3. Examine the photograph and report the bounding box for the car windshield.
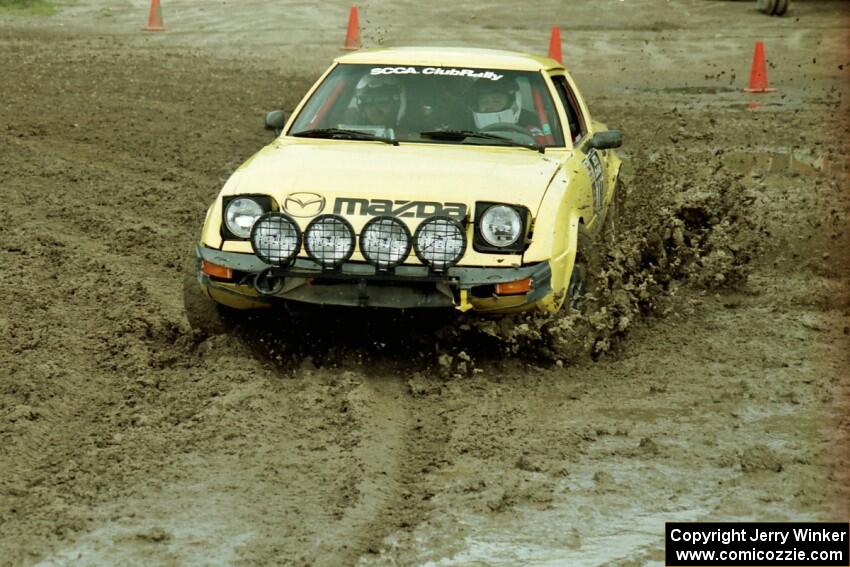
[289,64,565,148]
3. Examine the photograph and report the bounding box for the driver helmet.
[355,75,407,125]
[470,78,522,129]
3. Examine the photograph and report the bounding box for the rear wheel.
[601,181,624,250]
[757,0,777,14]
[772,0,789,15]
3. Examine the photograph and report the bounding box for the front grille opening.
[470,284,496,298]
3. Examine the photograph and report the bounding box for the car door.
[548,72,610,233]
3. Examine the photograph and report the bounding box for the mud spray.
[434,147,762,369]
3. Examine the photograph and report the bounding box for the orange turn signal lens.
[202,260,233,280]
[495,277,532,296]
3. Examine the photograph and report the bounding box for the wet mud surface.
[1,1,849,565]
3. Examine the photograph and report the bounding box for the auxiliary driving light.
[359,216,412,270]
[250,213,301,266]
[413,216,467,271]
[304,215,355,268]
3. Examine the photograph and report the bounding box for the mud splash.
[440,148,764,364]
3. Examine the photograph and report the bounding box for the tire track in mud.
[306,371,449,565]
[0,33,451,564]
[234,313,455,564]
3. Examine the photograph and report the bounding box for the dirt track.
[1,1,848,565]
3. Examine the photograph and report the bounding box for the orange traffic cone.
[142,0,166,32]
[548,26,562,63]
[744,41,776,93]
[342,5,361,51]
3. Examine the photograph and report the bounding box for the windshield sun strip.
[287,63,566,147]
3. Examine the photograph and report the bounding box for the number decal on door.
[582,149,605,213]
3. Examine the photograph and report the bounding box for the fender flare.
[549,208,586,295]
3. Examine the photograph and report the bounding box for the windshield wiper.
[292,128,398,146]
[419,129,543,153]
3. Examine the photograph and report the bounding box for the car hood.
[224,140,563,228]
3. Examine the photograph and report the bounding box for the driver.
[469,78,538,131]
[354,75,407,128]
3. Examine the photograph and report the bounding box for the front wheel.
[183,256,238,336]
[567,257,588,311]
[567,228,603,313]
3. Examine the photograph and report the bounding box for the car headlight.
[360,216,412,270]
[250,213,301,266]
[304,215,355,268]
[225,197,265,239]
[479,205,522,247]
[413,216,467,271]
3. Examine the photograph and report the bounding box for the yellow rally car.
[186,47,622,328]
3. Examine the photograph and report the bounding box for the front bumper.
[195,245,552,312]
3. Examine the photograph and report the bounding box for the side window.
[551,76,585,144]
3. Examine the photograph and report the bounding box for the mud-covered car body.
[192,47,622,314]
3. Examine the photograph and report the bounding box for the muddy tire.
[567,258,588,312]
[183,257,237,336]
[772,0,789,16]
[567,181,623,313]
[567,228,602,313]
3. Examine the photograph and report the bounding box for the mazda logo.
[283,192,326,217]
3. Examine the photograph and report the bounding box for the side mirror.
[264,110,286,136]
[585,129,623,151]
